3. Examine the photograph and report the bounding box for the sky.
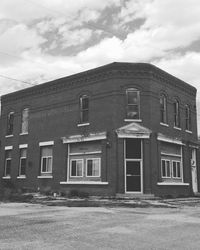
[0,0,200,135]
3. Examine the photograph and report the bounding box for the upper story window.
[19,148,27,176]
[173,99,180,128]
[6,112,14,135]
[80,95,89,124]
[185,105,191,131]
[160,94,167,124]
[21,108,29,134]
[126,89,140,120]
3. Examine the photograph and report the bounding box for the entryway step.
[116,193,158,200]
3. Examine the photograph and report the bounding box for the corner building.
[0,62,199,197]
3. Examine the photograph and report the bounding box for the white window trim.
[86,158,101,178]
[172,160,182,179]
[20,132,28,136]
[124,119,142,122]
[161,159,171,178]
[77,123,90,127]
[17,176,26,179]
[60,181,108,185]
[39,141,54,146]
[174,126,181,131]
[41,156,53,174]
[70,159,84,178]
[5,146,13,150]
[19,144,28,149]
[157,182,189,186]
[5,134,14,138]
[185,130,192,134]
[2,176,11,179]
[19,157,27,176]
[69,151,101,156]
[37,175,53,179]
[160,122,169,127]
[161,152,181,157]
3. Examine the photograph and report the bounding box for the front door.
[126,160,141,192]
[125,139,143,193]
[191,149,198,193]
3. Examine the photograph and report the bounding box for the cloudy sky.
[0,0,200,134]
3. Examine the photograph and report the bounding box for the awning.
[116,122,151,139]
[62,131,107,144]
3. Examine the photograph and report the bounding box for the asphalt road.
[0,202,200,250]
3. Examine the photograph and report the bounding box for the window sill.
[17,176,26,179]
[124,119,142,122]
[160,123,169,127]
[5,135,13,138]
[20,132,28,136]
[77,123,90,127]
[37,175,53,179]
[185,130,192,134]
[60,181,109,185]
[157,182,189,186]
[174,127,181,131]
[2,176,11,179]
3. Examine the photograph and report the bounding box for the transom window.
[160,94,167,124]
[19,148,27,176]
[7,112,14,135]
[41,146,53,174]
[126,89,140,120]
[174,99,180,128]
[21,108,29,134]
[70,159,83,177]
[4,150,12,177]
[80,95,89,123]
[86,158,101,177]
[185,105,191,131]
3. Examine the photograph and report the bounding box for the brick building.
[0,62,199,197]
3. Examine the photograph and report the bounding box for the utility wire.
[0,74,37,87]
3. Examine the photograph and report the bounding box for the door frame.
[191,148,198,193]
[124,139,143,194]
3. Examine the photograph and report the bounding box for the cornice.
[1,62,196,104]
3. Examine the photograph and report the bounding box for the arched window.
[126,88,140,120]
[6,111,14,135]
[80,95,89,123]
[185,105,191,131]
[174,99,180,128]
[21,108,29,134]
[160,94,167,124]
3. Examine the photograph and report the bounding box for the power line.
[0,74,37,87]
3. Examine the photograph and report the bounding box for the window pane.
[21,148,27,158]
[177,162,181,178]
[166,161,170,177]
[82,97,89,109]
[71,161,77,176]
[162,160,166,177]
[81,110,89,123]
[173,162,176,177]
[93,159,100,176]
[127,91,138,105]
[76,161,83,176]
[42,158,47,172]
[47,158,52,172]
[20,158,26,175]
[21,108,29,133]
[127,105,139,119]
[5,150,11,158]
[7,112,14,135]
[5,159,11,176]
[87,160,93,176]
